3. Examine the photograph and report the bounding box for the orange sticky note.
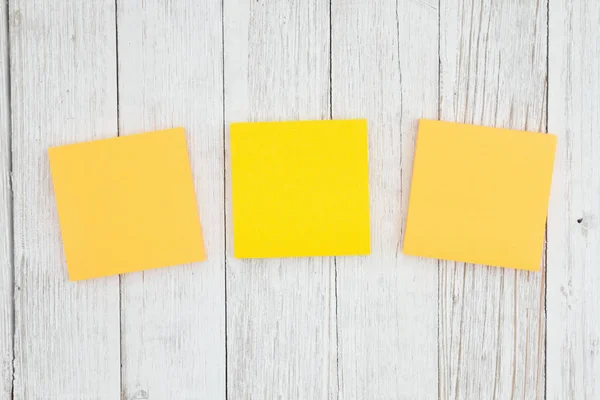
[230,120,370,258]
[49,128,206,281]
[403,120,556,271]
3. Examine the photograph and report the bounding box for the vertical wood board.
[224,1,337,398]
[117,0,226,398]
[438,1,547,398]
[547,0,600,398]
[0,1,12,397]
[331,0,439,398]
[10,1,120,398]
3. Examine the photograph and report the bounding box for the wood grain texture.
[9,1,120,398]
[3,0,600,397]
[224,1,336,398]
[0,2,12,398]
[116,1,225,399]
[331,1,439,399]
[547,0,600,398]
[438,1,547,398]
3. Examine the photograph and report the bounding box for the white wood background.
[0,0,597,399]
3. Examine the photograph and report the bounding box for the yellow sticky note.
[230,120,370,258]
[403,120,556,271]
[49,128,206,281]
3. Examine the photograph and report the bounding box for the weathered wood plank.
[331,0,439,398]
[117,0,226,398]
[547,0,600,398]
[438,1,547,398]
[224,1,336,398]
[10,1,120,398]
[0,2,12,398]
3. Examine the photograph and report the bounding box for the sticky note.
[49,128,206,281]
[230,120,370,258]
[403,120,557,271]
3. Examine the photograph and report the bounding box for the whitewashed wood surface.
[0,0,597,399]
[438,2,547,399]
[117,1,225,399]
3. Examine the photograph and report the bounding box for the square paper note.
[49,128,206,280]
[230,119,370,258]
[403,120,557,271]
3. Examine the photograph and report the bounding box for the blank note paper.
[49,128,206,281]
[230,119,371,258]
[403,120,557,271]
